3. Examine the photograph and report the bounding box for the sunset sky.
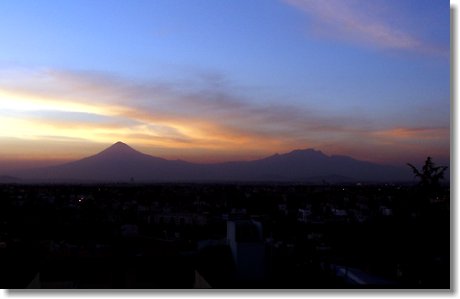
[0,0,450,171]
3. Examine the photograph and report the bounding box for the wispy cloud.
[282,0,446,54]
[0,68,449,163]
[372,127,449,140]
[318,126,449,165]
[0,68,354,141]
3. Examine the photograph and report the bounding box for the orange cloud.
[373,127,449,140]
[317,126,450,165]
[0,68,450,164]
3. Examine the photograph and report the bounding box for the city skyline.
[0,0,450,170]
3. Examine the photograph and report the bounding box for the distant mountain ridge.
[0,175,21,183]
[9,142,412,183]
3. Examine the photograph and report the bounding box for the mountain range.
[5,141,413,183]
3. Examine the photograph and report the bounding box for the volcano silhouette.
[96,141,146,158]
[14,142,411,183]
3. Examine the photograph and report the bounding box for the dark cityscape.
[0,180,450,289]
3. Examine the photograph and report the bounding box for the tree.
[407,157,448,188]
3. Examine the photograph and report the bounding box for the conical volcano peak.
[113,141,129,148]
[98,141,142,157]
[109,141,132,149]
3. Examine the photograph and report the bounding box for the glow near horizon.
[0,0,450,167]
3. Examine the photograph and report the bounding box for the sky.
[0,0,450,171]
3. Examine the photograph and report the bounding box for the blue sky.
[0,0,450,167]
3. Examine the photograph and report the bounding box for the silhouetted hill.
[12,142,412,183]
[16,142,197,182]
[0,175,21,183]
[201,148,409,182]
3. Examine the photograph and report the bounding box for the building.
[227,220,265,283]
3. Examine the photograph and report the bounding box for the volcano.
[12,142,411,183]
